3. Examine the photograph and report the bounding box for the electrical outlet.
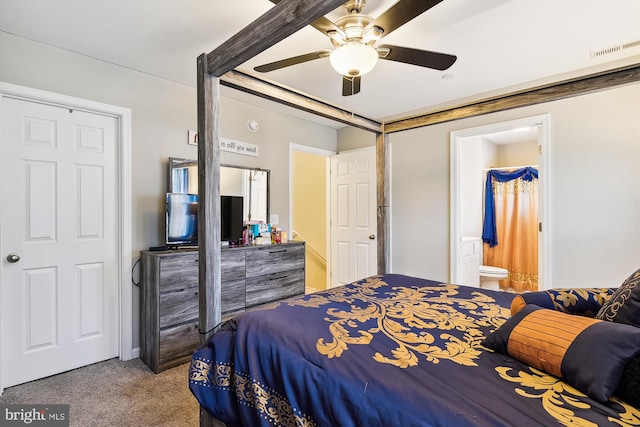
[270,214,279,225]
[188,130,198,146]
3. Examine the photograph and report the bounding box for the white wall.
[496,140,538,166]
[337,125,376,151]
[0,32,338,349]
[389,83,640,288]
[460,136,483,237]
[482,138,498,167]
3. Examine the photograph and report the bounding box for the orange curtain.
[483,175,538,292]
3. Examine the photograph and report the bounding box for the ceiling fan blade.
[370,0,443,38]
[342,76,361,96]
[378,44,456,70]
[254,50,331,73]
[267,0,342,36]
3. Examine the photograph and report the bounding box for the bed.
[189,273,640,426]
[189,3,640,424]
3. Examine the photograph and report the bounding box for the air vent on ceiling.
[590,40,640,59]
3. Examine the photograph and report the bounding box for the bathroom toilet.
[479,265,509,290]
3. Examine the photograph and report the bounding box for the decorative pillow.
[615,356,640,407]
[511,288,614,317]
[483,304,640,402]
[596,268,640,327]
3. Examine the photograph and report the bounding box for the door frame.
[289,143,335,290]
[0,82,133,392]
[449,114,551,290]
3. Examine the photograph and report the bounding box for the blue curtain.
[482,166,538,247]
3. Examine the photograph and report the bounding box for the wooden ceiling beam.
[221,70,382,132]
[384,63,640,134]
[205,0,346,77]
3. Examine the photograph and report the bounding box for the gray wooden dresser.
[140,241,305,373]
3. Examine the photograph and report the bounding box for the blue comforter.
[189,274,639,426]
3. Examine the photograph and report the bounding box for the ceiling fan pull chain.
[350,78,355,119]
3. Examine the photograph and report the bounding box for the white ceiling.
[1,0,639,129]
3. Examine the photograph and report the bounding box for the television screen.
[221,195,244,243]
[166,193,198,245]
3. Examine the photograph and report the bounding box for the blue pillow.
[616,356,640,407]
[511,288,613,317]
[596,268,640,327]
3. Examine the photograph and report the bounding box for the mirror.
[168,157,270,223]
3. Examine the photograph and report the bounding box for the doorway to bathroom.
[450,114,551,291]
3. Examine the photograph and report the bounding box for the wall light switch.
[270,214,279,225]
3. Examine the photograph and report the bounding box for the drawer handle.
[270,272,290,280]
[269,249,287,254]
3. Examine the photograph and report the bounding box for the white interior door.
[1,96,119,388]
[248,169,268,223]
[330,147,377,288]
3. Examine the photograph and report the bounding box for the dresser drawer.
[246,268,305,307]
[158,321,200,367]
[222,250,246,281]
[222,278,245,316]
[159,287,199,329]
[159,252,199,292]
[245,244,305,278]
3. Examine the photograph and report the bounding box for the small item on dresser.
[241,226,251,246]
[258,223,271,238]
[271,227,277,244]
[250,223,260,239]
[280,231,287,243]
[255,236,270,245]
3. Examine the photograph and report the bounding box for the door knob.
[369,235,375,240]
[6,253,20,263]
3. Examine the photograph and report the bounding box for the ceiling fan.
[253,0,457,96]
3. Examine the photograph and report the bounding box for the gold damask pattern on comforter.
[190,274,639,427]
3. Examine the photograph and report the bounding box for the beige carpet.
[0,358,199,426]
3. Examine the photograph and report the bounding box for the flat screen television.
[166,193,198,246]
[221,195,244,243]
[165,193,244,246]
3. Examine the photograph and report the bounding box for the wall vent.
[590,40,640,59]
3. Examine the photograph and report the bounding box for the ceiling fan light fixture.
[329,42,378,77]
